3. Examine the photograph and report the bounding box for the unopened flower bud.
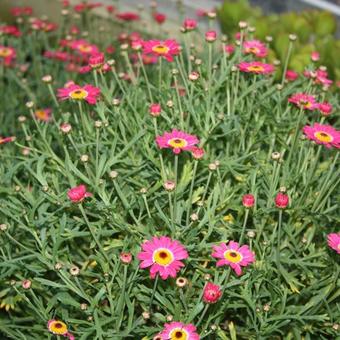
[81,154,89,163]
[163,180,176,191]
[176,277,188,288]
[70,265,80,276]
[22,279,32,289]
[109,170,118,179]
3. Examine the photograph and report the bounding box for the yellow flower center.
[248,65,264,72]
[0,48,12,57]
[49,321,68,335]
[35,110,49,121]
[314,131,333,143]
[69,89,88,100]
[78,44,93,53]
[152,44,170,55]
[224,250,242,263]
[168,138,187,148]
[170,328,188,340]
[247,47,259,54]
[300,100,312,108]
[153,248,174,266]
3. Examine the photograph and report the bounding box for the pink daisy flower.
[137,236,188,280]
[243,40,268,58]
[70,39,99,56]
[0,45,16,66]
[238,61,274,74]
[143,39,180,62]
[212,241,255,276]
[288,93,318,110]
[35,108,52,122]
[57,83,100,105]
[302,123,340,149]
[159,322,200,340]
[156,130,199,154]
[327,233,340,254]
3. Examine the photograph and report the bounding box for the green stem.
[196,304,210,328]
[149,274,159,311]
[239,209,250,244]
[79,205,111,265]
[281,41,294,85]
[173,155,179,226]
[186,160,198,225]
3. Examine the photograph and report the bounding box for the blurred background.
[1,0,340,78]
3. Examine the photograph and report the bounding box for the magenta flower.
[288,93,317,110]
[0,45,16,66]
[275,192,289,209]
[191,146,204,160]
[0,136,16,144]
[243,40,268,58]
[137,236,188,280]
[285,70,298,82]
[303,123,340,149]
[70,39,99,55]
[159,322,200,340]
[212,241,255,276]
[317,102,332,116]
[89,52,104,68]
[183,18,197,31]
[143,39,180,62]
[156,129,199,154]
[203,282,222,304]
[67,185,92,203]
[149,103,161,117]
[205,30,217,42]
[242,194,255,208]
[238,61,274,74]
[327,233,340,254]
[58,83,101,105]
